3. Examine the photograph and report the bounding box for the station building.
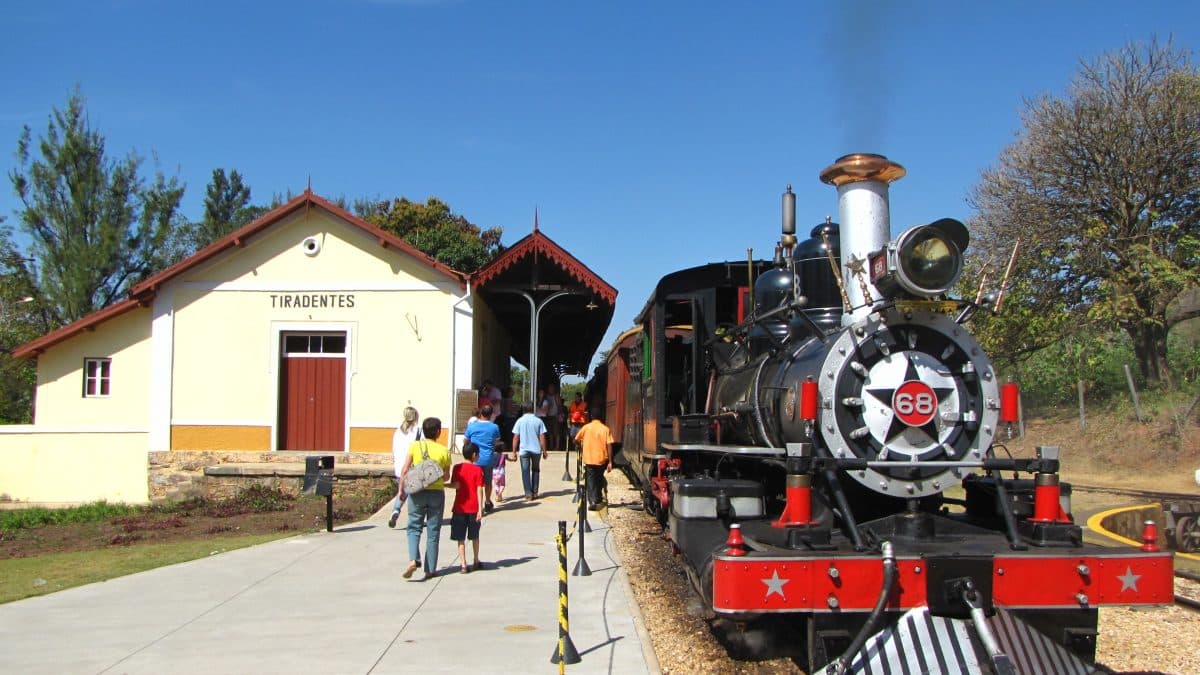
[0,191,615,505]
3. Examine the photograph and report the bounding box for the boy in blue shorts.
[449,441,486,573]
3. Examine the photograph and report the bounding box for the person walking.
[464,404,501,513]
[449,441,486,573]
[398,417,452,580]
[567,393,588,453]
[389,407,422,528]
[511,402,548,500]
[575,409,615,510]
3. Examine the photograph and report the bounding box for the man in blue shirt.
[464,405,501,512]
[511,403,548,500]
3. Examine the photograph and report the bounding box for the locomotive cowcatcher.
[598,154,1174,674]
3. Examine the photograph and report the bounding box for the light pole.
[0,296,34,352]
[0,296,34,317]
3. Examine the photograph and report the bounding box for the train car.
[597,154,1174,674]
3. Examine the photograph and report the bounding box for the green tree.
[195,168,253,245]
[0,221,45,423]
[9,91,184,325]
[357,196,503,272]
[970,39,1200,388]
[165,168,256,263]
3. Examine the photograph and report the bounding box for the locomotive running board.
[819,606,1095,675]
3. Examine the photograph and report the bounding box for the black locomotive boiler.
[597,154,1174,674]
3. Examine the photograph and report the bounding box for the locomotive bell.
[869,218,969,299]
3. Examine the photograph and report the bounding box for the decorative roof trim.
[471,230,617,305]
[10,298,144,359]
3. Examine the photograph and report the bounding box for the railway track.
[1177,570,1200,612]
[1073,482,1200,613]
[1071,482,1198,502]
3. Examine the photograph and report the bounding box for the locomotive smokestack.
[819,153,905,323]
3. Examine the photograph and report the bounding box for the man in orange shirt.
[574,409,614,510]
[567,393,588,453]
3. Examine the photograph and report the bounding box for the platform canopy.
[473,221,616,390]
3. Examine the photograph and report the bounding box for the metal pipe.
[533,290,572,395]
[991,474,1028,550]
[832,541,897,674]
[518,291,537,404]
[993,238,1021,313]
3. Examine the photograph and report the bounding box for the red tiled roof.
[10,190,468,359]
[472,229,617,305]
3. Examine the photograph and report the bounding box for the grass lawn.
[0,532,295,604]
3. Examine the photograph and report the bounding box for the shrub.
[0,501,139,531]
[234,484,294,512]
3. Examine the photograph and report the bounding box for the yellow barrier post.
[550,520,581,666]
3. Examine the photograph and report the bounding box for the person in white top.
[389,407,422,528]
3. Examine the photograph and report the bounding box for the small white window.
[84,358,111,397]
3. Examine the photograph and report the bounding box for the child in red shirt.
[449,441,486,572]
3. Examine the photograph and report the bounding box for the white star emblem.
[1117,566,1141,593]
[762,570,789,599]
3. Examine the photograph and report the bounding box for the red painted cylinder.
[800,379,819,421]
[725,523,746,556]
[774,474,814,527]
[1000,382,1020,423]
[1031,476,1061,523]
[1141,520,1160,552]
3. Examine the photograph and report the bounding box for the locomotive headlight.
[869,218,968,299]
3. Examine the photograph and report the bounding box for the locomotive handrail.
[662,442,786,456]
[658,446,1055,475]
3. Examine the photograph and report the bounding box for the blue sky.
[2,1,1197,366]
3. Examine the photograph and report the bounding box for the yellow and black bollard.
[551,520,582,666]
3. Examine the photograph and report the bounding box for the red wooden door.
[279,357,346,451]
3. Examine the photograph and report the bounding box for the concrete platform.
[0,455,659,674]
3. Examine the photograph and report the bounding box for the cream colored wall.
[0,430,149,505]
[194,209,450,287]
[472,297,511,390]
[170,208,459,445]
[32,309,151,428]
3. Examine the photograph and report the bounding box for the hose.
[829,541,897,674]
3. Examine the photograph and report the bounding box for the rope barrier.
[550,520,582,667]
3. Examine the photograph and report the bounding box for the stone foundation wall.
[201,472,395,501]
[148,450,394,503]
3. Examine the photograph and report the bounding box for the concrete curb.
[602,519,664,675]
[1087,501,1200,562]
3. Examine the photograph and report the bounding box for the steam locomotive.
[598,154,1174,674]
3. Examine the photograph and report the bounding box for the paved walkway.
[0,456,659,675]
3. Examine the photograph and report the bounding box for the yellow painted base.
[171,426,271,451]
[350,427,396,453]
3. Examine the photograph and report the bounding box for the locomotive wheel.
[1177,516,1198,553]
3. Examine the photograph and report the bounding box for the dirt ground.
[997,412,1199,492]
[0,485,392,559]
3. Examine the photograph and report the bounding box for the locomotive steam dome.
[793,221,841,331]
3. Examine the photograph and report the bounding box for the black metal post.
[325,494,333,532]
[571,448,581,504]
[562,434,573,481]
[573,494,592,576]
